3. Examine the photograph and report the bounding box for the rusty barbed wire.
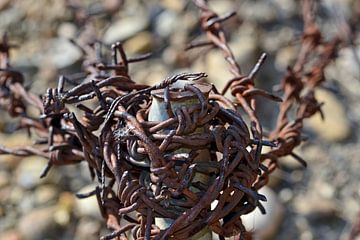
[0,0,346,239]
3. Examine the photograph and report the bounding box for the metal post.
[148,79,213,240]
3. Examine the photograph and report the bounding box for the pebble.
[160,0,185,12]
[0,229,21,240]
[55,191,76,225]
[45,38,83,69]
[242,186,284,239]
[75,184,102,219]
[0,171,10,188]
[34,184,58,206]
[133,61,167,86]
[0,0,11,10]
[267,168,282,189]
[325,46,360,98]
[0,133,33,169]
[239,1,277,22]
[307,89,351,142]
[124,31,153,54]
[0,7,24,30]
[57,22,77,39]
[208,0,234,15]
[15,156,51,189]
[155,10,178,38]
[75,218,102,239]
[103,15,149,44]
[262,27,295,53]
[193,50,233,92]
[275,45,298,70]
[18,206,58,240]
[272,0,297,18]
[294,193,337,218]
[280,154,306,170]
[279,188,294,203]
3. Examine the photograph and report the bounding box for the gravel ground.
[0,0,359,239]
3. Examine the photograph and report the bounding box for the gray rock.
[294,190,337,218]
[103,15,149,44]
[57,22,77,39]
[0,171,10,189]
[242,186,285,239]
[123,31,153,54]
[45,38,83,69]
[272,0,297,18]
[0,229,21,240]
[155,10,178,38]
[275,45,298,70]
[239,1,277,22]
[160,0,186,12]
[306,89,351,142]
[0,0,11,11]
[75,184,102,219]
[0,7,24,30]
[75,218,102,239]
[279,188,294,203]
[325,46,360,97]
[15,156,51,189]
[34,184,58,206]
[18,206,58,240]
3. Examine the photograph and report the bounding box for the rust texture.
[0,0,343,239]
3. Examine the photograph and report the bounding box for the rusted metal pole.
[149,79,213,240]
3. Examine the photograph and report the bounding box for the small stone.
[0,171,10,188]
[155,10,178,38]
[57,22,77,39]
[267,168,282,189]
[9,186,25,204]
[57,191,76,213]
[300,230,314,240]
[75,184,102,219]
[307,89,351,142]
[45,38,82,69]
[0,229,21,240]
[51,191,75,225]
[239,1,277,22]
[0,0,11,11]
[160,0,185,12]
[124,31,153,54]
[242,186,284,239]
[18,206,58,240]
[75,218,102,239]
[194,50,233,92]
[262,27,296,53]
[54,208,71,226]
[317,182,335,199]
[133,61,168,86]
[325,46,360,97]
[280,154,306,170]
[295,194,337,218]
[0,8,24,30]
[272,0,297,17]
[275,45,298,70]
[290,170,305,183]
[34,184,58,206]
[279,188,294,203]
[208,0,234,15]
[103,15,149,44]
[0,132,33,169]
[15,156,51,189]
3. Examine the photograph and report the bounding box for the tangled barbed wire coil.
[0,0,344,239]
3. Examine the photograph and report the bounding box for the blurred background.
[0,0,359,239]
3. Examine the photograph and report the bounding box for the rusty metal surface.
[0,0,344,239]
